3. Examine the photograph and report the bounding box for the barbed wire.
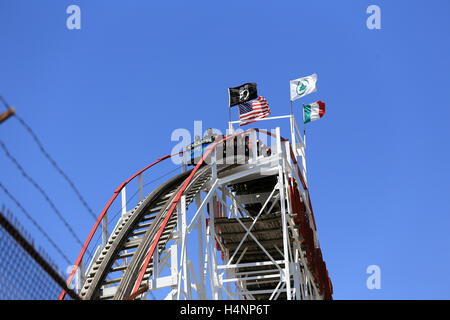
[1,95,184,284]
[0,182,71,265]
[0,139,87,252]
[0,96,10,110]
[0,95,97,221]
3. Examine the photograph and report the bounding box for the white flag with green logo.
[290,74,317,101]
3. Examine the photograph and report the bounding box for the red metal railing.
[58,152,181,300]
[59,128,306,300]
[130,129,287,297]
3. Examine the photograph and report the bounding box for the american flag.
[238,96,270,126]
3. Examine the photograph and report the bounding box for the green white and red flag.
[303,101,325,124]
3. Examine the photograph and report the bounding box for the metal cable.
[0,95,97,221]
[0,96,10,110]
[0,181,72,265]
[0,139,87,252]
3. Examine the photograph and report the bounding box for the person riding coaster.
[185,128,271,166]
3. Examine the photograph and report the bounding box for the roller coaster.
[59,118,333,300]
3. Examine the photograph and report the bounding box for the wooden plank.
[0,107,15,124]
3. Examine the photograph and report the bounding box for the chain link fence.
[0,208,78,300]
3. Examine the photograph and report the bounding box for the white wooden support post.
[275,127,282,156]
[279,178,292,300]
[305,273,310,300]
[228,120,234,135]
[121,187,127,217]
[209,197,219,300]
[138,173,143,202]
[285,141,293,178]
[170,244,178,300]
[224,251,232,298]
[102,211,108,247]
[231,194,238,219]
[205,222,215,298]
[290,115,297,157]
[251,130,258,161]
[181,151,187,173]
[276,127,292,300]
[213,197,224,300]
[211,147,217,180]
[301,124,308,185]
[302,150,308,185]
[221,188,227,217]
[76,260,85,293]
[152,244,159,288]
[176,200,183,299]
[293,250,302,300]
[195,193,207,299]
[221,189,233,298]
[285,144,301,299]
[179,195,190,299]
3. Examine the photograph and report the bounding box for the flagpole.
[302,103,308,186]
[228,88,234,134]
[302,104,306,148]
[228,106,232,132]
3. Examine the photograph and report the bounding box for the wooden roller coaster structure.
[59,118,332,300]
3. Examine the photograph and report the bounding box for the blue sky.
[1,0,450,299]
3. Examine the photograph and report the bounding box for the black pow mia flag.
[228,83,258,107]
